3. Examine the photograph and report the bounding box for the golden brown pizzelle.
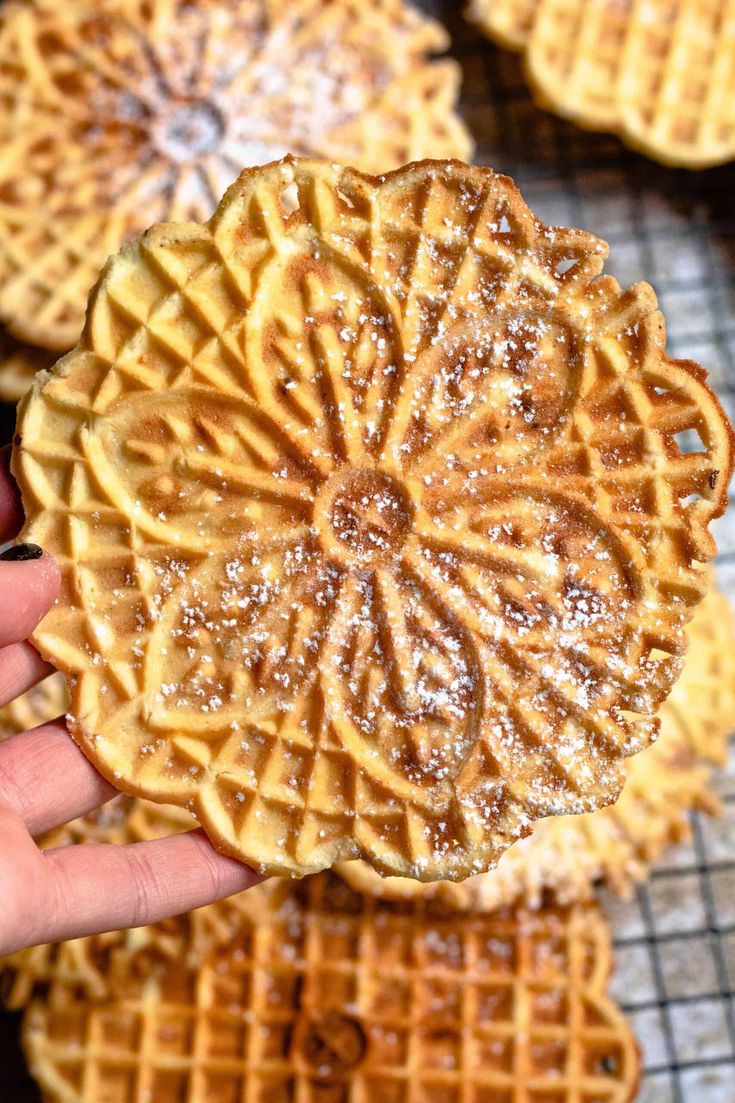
[4,587,731,1007]
[339,585,735,907]
[0,0,471,352]
[22,873,641,1103]
[468,0,735,169]
[14,157,734,882]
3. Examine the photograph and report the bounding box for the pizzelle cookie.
[662,586,735,766]
[0,0,470,352]
[339,585,735,908]
[14,157,734,882]
[614,0,735,167]
[524,0,629,133]
[470,0,735,169]
[22,874,640,1103]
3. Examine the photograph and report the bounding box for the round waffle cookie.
[339,585,735,907]
[470,0,735,169]
[0,330,56,405]
[0,0,471,352]
[14,157,734,882]
[22,873,641,1103]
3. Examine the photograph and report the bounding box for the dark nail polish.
[0,543,43,561]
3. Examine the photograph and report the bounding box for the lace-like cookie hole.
[554,257,579,277]
[680,491,705,507]
[674,426,707,455]
[279,182,300,215]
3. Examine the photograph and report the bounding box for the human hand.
[0,445,261,957]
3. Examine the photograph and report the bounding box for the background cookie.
[22,874,641,1103]
[0,0,471,351]
[469,0,735,169]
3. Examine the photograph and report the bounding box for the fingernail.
[0,543,43,561]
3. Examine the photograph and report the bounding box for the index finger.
[0,444,23,542]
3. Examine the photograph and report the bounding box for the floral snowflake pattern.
[17,159,733,879]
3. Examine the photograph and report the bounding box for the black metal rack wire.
[0,4,734,1100]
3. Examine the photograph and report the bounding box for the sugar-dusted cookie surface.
[15,158,733,880]
[340,585,735,907]
[0,0,470,351]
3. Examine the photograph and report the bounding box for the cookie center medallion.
[315,467,414,567]
[157,100,224,162]
[300,1011,367,1071]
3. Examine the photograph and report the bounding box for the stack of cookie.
[2,4,735,1102]
[0,0,471,405]
[467,0,735,168]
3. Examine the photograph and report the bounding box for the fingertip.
[0,551,60,645]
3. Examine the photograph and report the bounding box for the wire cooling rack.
[1,4,734,1101]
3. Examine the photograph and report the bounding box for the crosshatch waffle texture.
[0,0,471,352]
[468,0,735,169]
[22,873,641,1103]
[433,10,735,1093]
[4,584,731,1023]
[14,156,734,882]
[338,584,735,907]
